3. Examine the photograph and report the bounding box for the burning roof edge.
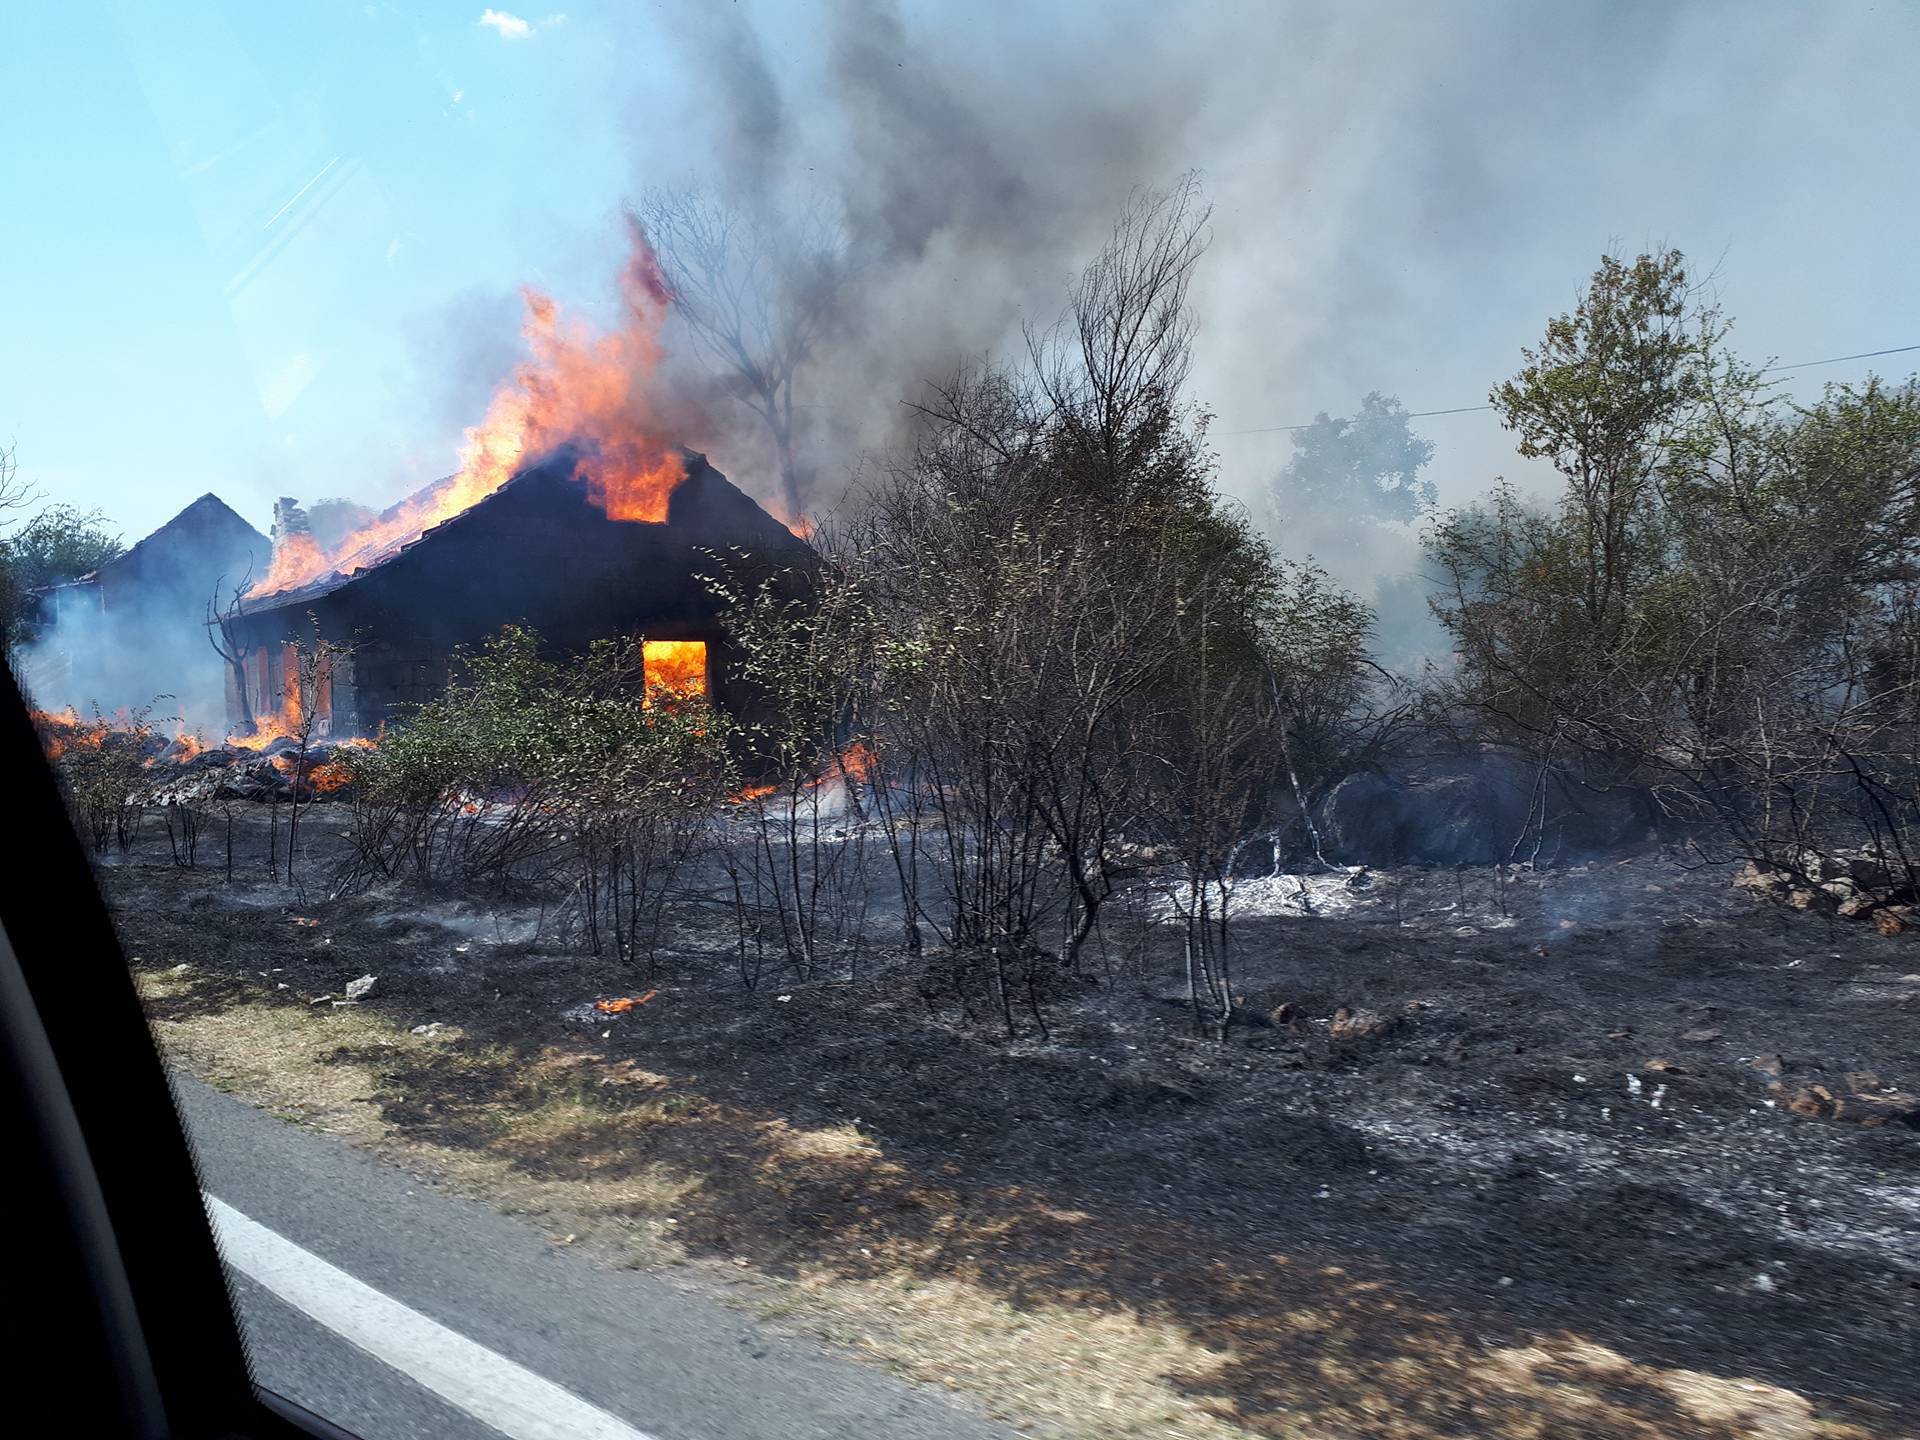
[230,447,789,618]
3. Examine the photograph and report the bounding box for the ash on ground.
[99,813,1920,1436]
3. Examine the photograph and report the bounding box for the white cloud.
[479,10,530,39]
[478,9,565,40]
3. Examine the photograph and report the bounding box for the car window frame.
[0,664,351,1439]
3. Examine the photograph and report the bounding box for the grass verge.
[135,964,1879,1440]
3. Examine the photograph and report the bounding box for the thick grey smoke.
[627,0,1230,503]
[602,0,1916,608]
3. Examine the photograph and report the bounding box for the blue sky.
[4,2,1918,548]
[1,1,656,537]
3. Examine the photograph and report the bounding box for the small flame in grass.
[833,741,873,787]
[249,222,684,600]
[31,707,103,763]
[32,701,374,771]
[34,709,210,767]
[595,990,658,1015]
[729,741,874,806]
[307,760,355,793]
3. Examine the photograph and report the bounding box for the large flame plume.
[249,224,685,600]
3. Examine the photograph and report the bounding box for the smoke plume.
[599,0,1914,602]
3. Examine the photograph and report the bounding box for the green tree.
[1429,245,1920,886]
[1265,393,1438,669]
[1427,249,1717,762]
[757,179,1387,1034]
[5,503,124,591]
[1488,249,1709,639]
[1,498,124,653]
[1267,391,1436,537]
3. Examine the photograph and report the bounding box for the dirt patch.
[99,820,1919,1439]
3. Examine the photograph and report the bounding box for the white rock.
[344,974,377,1002]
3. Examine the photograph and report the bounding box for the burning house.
[23,493,269,729]
[217,447,815,738]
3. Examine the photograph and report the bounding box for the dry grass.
[139,974,697,1259]
[1472,1338,1867,1440]
[142,974,411,1145]
[775,1269,1246,1440]
[136,969,1881,1440]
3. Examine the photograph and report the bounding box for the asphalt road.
[173,1075,1015,1440]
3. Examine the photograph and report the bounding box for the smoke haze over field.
[4,0,1916,603]
[600,0,1920,587]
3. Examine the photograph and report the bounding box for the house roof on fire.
[234,447,812,618]
[44,492,269,595]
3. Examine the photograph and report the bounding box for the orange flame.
[763,501,813,542]
[307,758,357,793]
[252,533,329,597]
[249,224,684,600]
[30,707,85,762]
[170,731,206,762]
[228,678,301,750]
[728,741,873,806]
[33,709,215,768]
[595,990,657,1015]
[642,639,709,705]
[833,741,873,787]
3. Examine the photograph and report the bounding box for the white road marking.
[204,1194,659,1440]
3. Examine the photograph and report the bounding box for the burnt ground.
[92,811,1920,1439]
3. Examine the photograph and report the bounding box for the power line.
[1226,342,1920,436]
[1762,343,1920,374]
